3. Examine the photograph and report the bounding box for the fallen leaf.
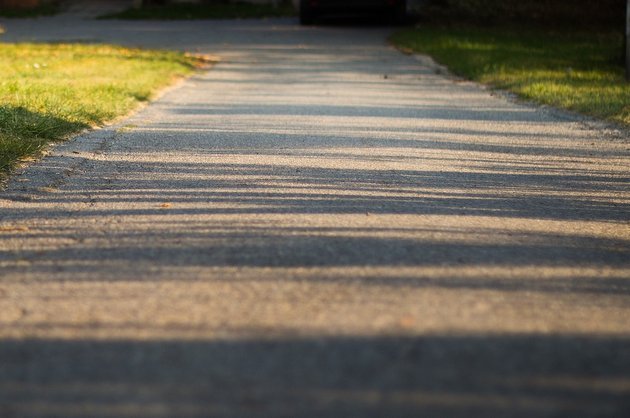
[0,225,30,232]
[399,315,415,329]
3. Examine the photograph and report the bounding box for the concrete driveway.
[0,16,629,417]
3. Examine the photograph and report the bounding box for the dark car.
[299,0,407,24]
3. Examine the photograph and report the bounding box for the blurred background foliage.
[414,0,625,30]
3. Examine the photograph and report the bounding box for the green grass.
[100,1,295,20]
[390,26,629,125]
[0,43,202,177]
[0,2,60,18]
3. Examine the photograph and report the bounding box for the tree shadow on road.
[1,333,629,417]
[0,18,629,418]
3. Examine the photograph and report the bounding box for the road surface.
[0,16,629,417]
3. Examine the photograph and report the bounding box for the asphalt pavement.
[0,15,629,418]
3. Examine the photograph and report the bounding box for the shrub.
[416,0,625,29]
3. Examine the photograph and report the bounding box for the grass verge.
[100,1,295,20]
[390,26,629,125]
[0,43,204,178]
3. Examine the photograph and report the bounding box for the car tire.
[299,0,315,25]
[391,1,407,24]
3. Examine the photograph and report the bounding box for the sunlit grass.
[0,43,201,177]
[390,27,629,125]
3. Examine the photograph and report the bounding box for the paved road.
[1,16,629,418]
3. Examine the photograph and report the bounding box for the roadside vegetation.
[392,0,628,125]
[414,0,623,29]
[0,43,203,178]
[0,2,59,18]
[100,1,295,20]
[390,27,629,125]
